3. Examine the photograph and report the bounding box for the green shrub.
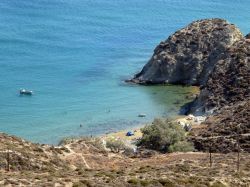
[137,118,193,153]
[175,163,190,172]
[90,138,104,149]
[168,141,194,153]
[158,178,175,187]
[106,138,126,153]
[79,180,93,187]
[127,178,139,185]
[210,181,227,187]
[58,137,75,146]
[140,180,151,186]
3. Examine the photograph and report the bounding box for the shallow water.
[0,0,249,144]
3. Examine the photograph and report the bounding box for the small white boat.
[20,89,33,95]
[138,113,146,117]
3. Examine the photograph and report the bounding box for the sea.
[0,0,249,144]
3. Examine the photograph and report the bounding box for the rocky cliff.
[129,18,249,115]
[190,36,250,114]
[128,18,250,153]
[129,18,243,86]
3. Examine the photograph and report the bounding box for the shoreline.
[92,86,201,147]
[1,85,200,145]
[0,86,201,146]
[99,114,206,149]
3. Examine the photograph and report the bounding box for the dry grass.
[0,133,250,186]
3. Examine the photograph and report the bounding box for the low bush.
[158,178,175,187]
[168,141,194,153]
[127,178,139,185]
[210,181,227,187]
[137,118,194,153]
[58,137,75,146]
[106,138,126,153]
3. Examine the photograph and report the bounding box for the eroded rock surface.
[189,36,250,114]
[129,18,243,86]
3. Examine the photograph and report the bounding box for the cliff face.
[190,36,250,114]
[188,36,250,152]
[129,18,243,86]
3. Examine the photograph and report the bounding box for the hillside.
[0,133,250,186]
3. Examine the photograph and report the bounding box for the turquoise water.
[0,0,249,144]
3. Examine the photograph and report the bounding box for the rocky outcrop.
[128,18,249,115]
[128,18,250,153]
[128,18,243,86]
[187,35,250,152]
[189,36,250,114]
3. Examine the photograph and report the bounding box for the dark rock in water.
[245,33,250,39]
[128,18,243,86]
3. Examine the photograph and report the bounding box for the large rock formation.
[129,18,249,115]
[190,36,250,114]
[188,35,250,152]
[128,18,250,153]
[129,18,243,86]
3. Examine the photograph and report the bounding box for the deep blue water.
[0,0,249,144]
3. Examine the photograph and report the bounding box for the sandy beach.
[100,114,206,149]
